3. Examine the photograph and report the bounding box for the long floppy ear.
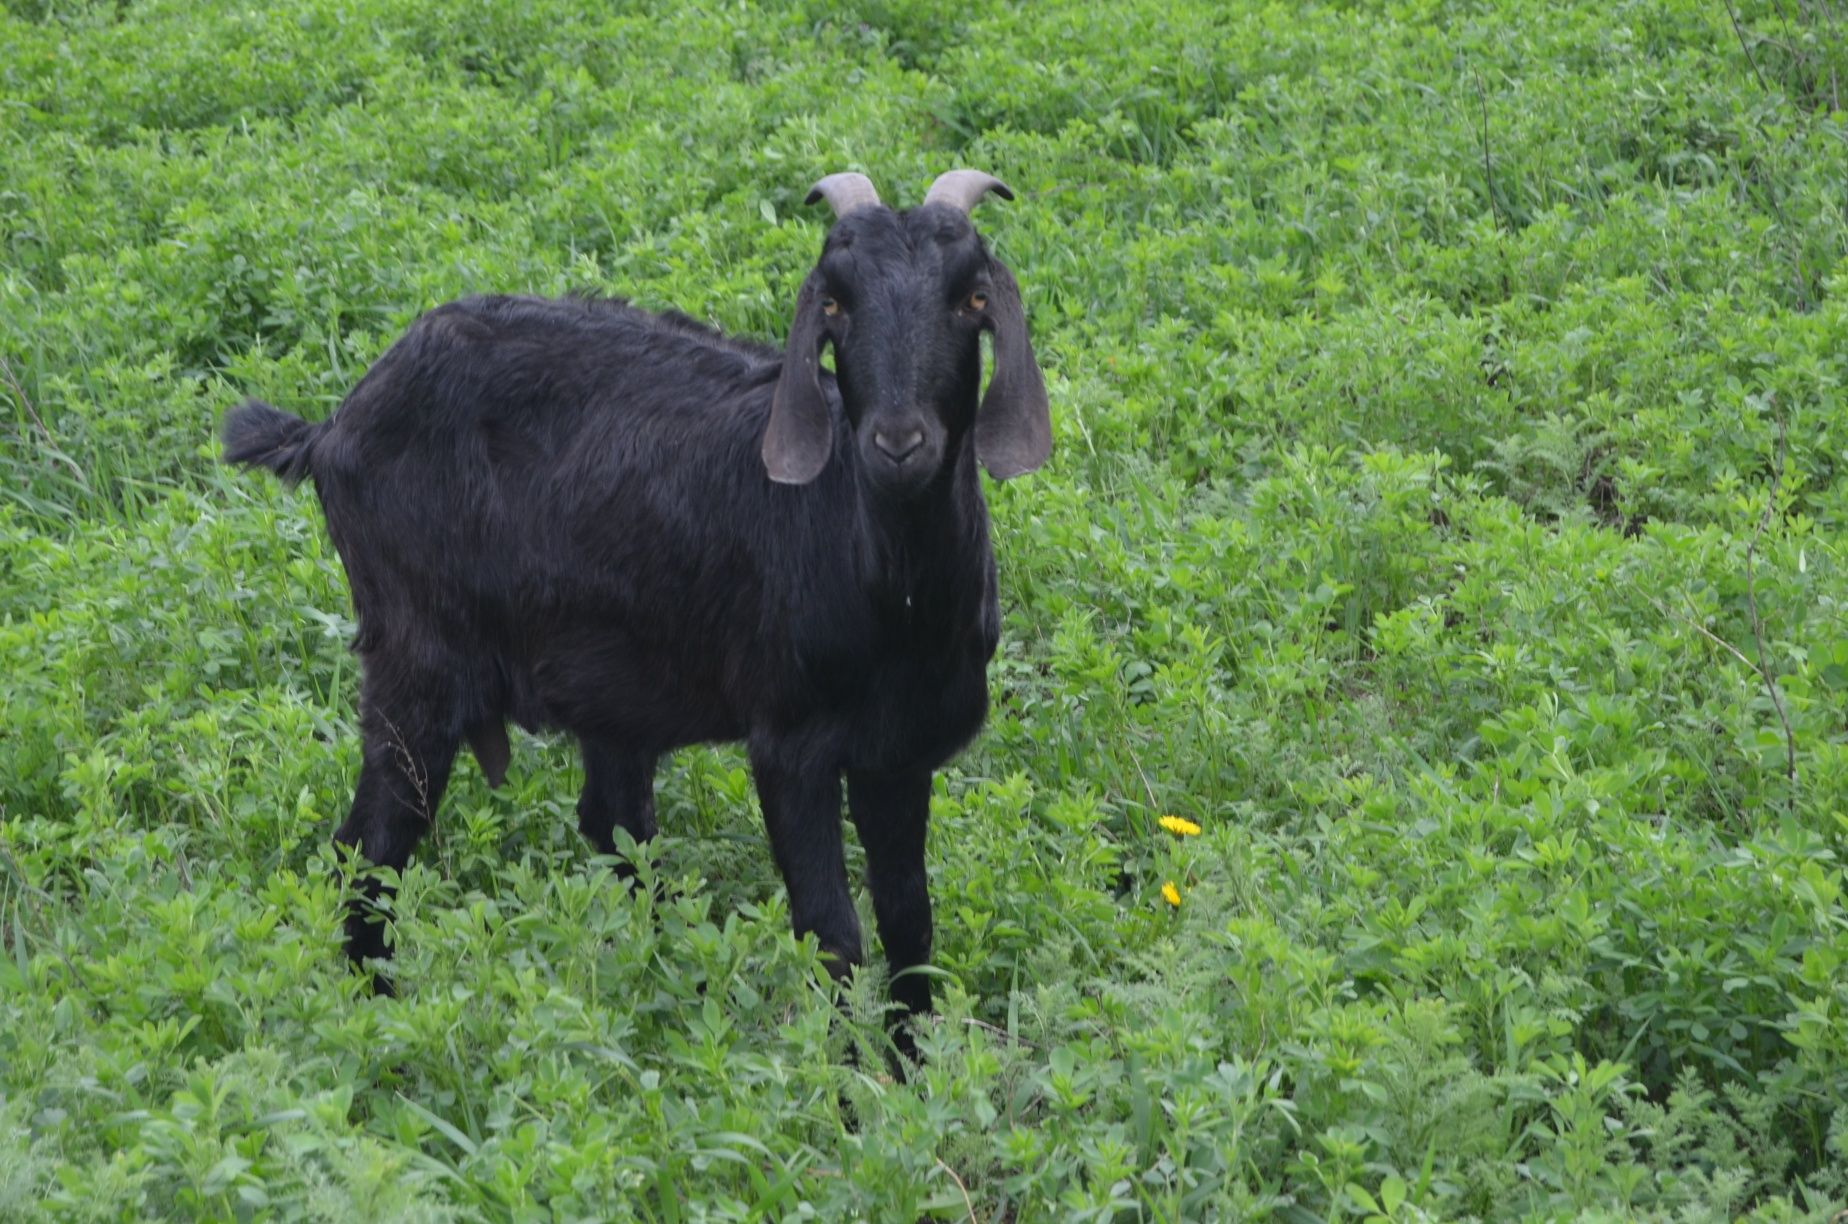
[974,258,1051,480]
[763,274,833,485]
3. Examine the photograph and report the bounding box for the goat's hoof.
[888,1022,923,1080]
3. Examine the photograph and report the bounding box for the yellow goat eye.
[967,291,988,310]
[821,296,840,317]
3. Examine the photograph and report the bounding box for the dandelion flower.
[1161,880,1182,908]
[1158,815,1201,837]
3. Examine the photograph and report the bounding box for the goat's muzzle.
[873,425,925,463]
[859,415,943,498]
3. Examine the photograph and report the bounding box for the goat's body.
[228,289,1002,975]
[276,295,996,778]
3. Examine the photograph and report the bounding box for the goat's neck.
[855,449,990,623]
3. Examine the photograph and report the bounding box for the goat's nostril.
[873,428,925,461]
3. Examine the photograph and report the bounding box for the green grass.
[3,0,1848,1218]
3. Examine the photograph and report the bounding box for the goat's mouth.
[858,432,945,499]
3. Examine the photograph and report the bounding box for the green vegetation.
[3,0,1847,1217]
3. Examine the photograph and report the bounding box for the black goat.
[222,170,1049,1043]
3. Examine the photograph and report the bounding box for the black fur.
[222,198,1049,1048]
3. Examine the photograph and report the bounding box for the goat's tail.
[221,399,321,486]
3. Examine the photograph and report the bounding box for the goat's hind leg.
[333,669,462,992]
[577,739,658,869]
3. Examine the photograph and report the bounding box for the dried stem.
[0,838,85,983]
[1723,0,1777,94]
[1645,584,1796,817]
[963,1016,1039,1048]
[1721,0,1819,309]
[1744,416,1797,802]
[379,713,432,818]
[1655,592,1761,675]
[1471,65,1509,235]
[0,353,48,442]
[935,1157,980,1224]
[0,352,86,484]
[1124,741,1160,815]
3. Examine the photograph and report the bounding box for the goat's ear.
[975,259,1051,480]
[764,274,834,485]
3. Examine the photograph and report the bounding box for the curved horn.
[804,172,882,219]
[922,169,1015,214]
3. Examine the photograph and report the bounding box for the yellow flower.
[1161,880,1182,908]
[1158,815,1201,837]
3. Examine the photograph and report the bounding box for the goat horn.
[922,169,1015,214]
[804,172,883,219]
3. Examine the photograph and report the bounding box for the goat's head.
[763,170,1050,499]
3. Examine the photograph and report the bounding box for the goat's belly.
[524,646,742,750]
[548,692,741,750]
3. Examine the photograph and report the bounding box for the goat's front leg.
[847,769,934,1048]
[749,747,861,982]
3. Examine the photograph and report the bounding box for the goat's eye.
[966,291,988,311]
[821,296,840,317]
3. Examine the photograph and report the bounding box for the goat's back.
[306,295,797,686]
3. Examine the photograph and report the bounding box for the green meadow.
[3,0,1847,1218]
